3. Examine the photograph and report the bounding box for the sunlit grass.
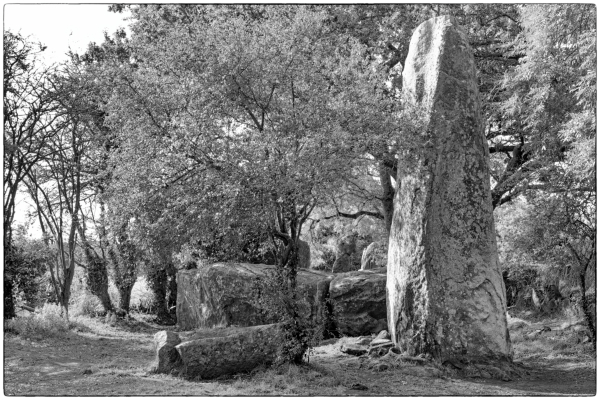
[207,363,347,396]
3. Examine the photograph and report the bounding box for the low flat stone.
[352,336,373,346]
[368,341,394,356]
[370,338,393,347]
[176,323,283,379]
[340,343,368,356]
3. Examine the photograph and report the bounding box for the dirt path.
[3,316,596,396]
[309,342,596,396]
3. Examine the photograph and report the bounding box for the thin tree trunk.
[62,303,70,322]
[166,263,177,316]
[83,247,114,314]
[117,284,134,314]
[4,243,17,320]
[110,245,137,315]
[148,264,171,323]
[275,215,306,364]
[378,160,395,236]
[4,278,16,320]
[579,268,596,347]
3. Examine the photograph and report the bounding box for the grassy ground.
[3,307,596,396]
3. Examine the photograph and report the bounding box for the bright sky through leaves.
[5,4,130,234]
[4,4,131,66]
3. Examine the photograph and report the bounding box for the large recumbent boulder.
[177,263,332,330]
[177,262,388,337]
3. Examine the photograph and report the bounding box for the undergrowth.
[4,303,88,339]
[508,312,595,361]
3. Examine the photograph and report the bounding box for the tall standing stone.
[387,16,511,363]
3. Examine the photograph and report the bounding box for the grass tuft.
[5,303,69,339]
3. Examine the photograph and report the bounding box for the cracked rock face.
[177,263,331,330]
[387,16,511,362]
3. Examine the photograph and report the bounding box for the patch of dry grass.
[4,303,94,340]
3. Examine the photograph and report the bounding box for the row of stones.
[176,263,388,337]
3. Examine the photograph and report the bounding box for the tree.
[490,4,596,207]
[101,4,398,360]
[508,139,595,344]
[3,31,59,318]
[23,108,84,321]
[45,29,139,316]
[305,5,522,234]
[5,225,52,312]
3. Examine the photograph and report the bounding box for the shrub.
[70,292,104,317]
[5,303,69,339]
[310,245,336,271]
[251,267,327,365]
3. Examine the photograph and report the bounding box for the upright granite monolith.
[387,16,512,363]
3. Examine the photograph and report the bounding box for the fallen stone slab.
[368,341,394,356]
[349,336,374,346]
[371,338,393,347]
[176,323,283,379]
[340,343,368,356]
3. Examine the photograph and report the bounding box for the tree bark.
[82,247,114,314]
[109,248,137,315]
[148,264,171,322]
[166,263,177,315]
[4,277,16,320]
[378,160,395,236]
[579,267,596,348]
[116,281,134,314]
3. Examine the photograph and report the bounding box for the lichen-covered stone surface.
[330,269,387,336]
[361,241,388,270]
[332,233,372,273]
[151,330,181,374]
[387,16,511,362]
[177,263,332,330]
[332,233,358,273]
[175,323,282,379]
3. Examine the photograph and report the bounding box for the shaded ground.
[3,313,596,396]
